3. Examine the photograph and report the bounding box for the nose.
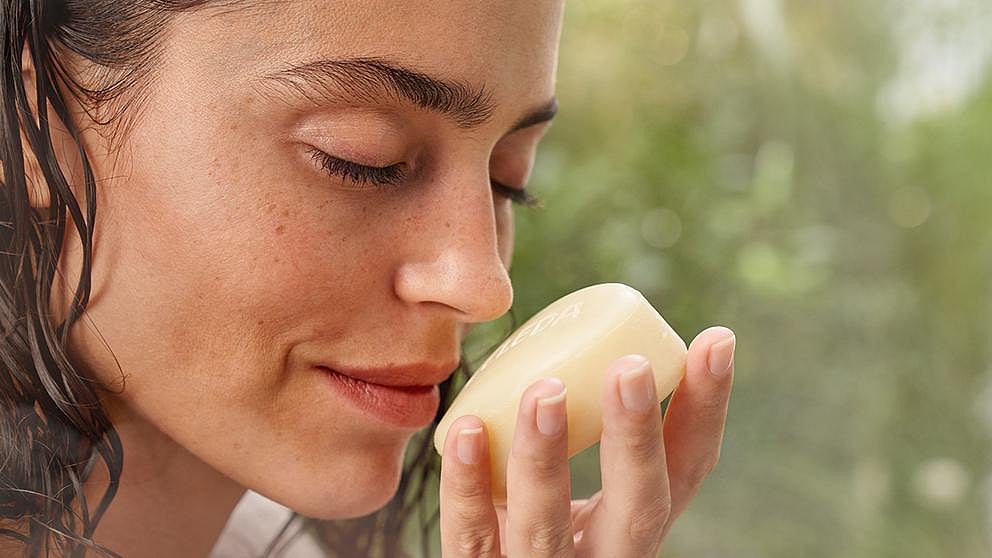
[394,174,514,324]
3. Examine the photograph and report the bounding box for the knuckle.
[454,528,501,558]
[526,520,573,555]
[623,429,663,462]
[530,453,565,481]
[449,499,493,528]
[512,446,565,482]
[684,456,718,490]
[628,496,671,547]
[448,476,489,503]
[700,391,729,419]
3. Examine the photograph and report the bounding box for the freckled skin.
[31,0,562,555]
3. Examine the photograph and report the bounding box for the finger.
[570,492,600,536]
[495,501,595,557]
[662,326,735,526]
[496,501,594,556]
[581,354,671,558]
[440,415,502,558]
[570,497,592,519]
[505,377,575,557]
[495,505,507,554]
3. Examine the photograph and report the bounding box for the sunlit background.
[456,0,992,556]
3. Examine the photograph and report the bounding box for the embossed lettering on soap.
[474,301,585,376]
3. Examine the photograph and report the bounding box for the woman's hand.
[439,326,735,557]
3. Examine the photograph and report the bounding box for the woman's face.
[54,0,563,519]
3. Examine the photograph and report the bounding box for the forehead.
[181,0,563,104]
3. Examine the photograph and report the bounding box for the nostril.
[394,247,513,323]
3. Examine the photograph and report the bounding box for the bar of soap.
[433,283,687,504]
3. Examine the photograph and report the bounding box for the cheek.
[63,125,387,403]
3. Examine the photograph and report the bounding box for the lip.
[319,366,443,428]
[322,361,461,387]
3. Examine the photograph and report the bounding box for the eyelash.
[306,148,543,208]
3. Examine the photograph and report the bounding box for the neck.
[83,400,246,558]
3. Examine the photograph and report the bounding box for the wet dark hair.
[0,1,514,556]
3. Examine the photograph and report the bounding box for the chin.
[279,444,408,520]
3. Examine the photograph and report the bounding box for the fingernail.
[619,357,657,413]
[708,333,736,377]
[457,426,483,465]
[535,378,566,437]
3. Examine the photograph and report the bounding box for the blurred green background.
[454,0,992,556]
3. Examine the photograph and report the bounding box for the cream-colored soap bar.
[433,283,687,504]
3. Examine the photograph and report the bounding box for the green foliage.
[462,0,992,556]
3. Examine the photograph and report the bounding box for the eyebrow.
[254,57,557,133]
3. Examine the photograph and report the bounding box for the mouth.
[317,361,461,388]
[317,366,444,428]
[316,366,438,392]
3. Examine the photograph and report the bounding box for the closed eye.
[306,148,543,208]
[307,148,406,186]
